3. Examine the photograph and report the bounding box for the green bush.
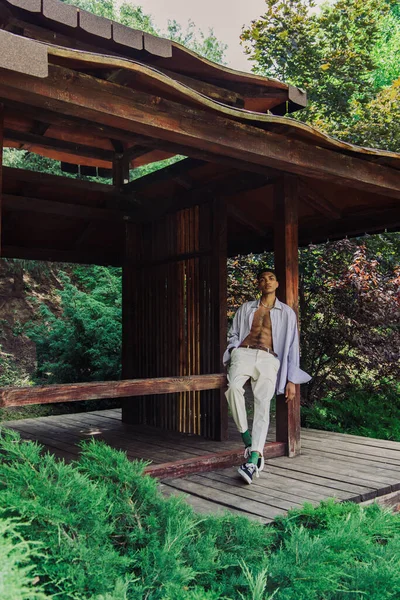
[0,518,47,599]
[25,269,122,383]
[1,429,400,599]
[302,381,400,440]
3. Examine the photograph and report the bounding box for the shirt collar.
[255,297,282,310]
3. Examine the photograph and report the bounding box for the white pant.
[225,347,280,454]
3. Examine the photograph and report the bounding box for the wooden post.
[121,221,141,424]
[273,174,301,457]
[0,104,3,256]
[212,197,228,440]
[112,153,130,188]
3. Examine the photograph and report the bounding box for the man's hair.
[256,269,278,281]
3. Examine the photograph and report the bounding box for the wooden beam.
[299,178,341,219]
[145,442,286,479]
[2,193,136,222]
[0,104,3,257]
[273,175,301,458]
[123,158,205,194]
[227,204,268,237]
[4,103,281,177]
[107,65,245,107]
[112,152,129,188]
[1,65,400,198]
[4,128,114,162]
[2,245,122,266]
[136,170,276,222]
[299,207,400,244]
[0,374,227,408]
[2,165,126,198]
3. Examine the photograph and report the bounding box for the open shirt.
[223,298,311,395]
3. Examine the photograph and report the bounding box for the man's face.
[257,271,279,294]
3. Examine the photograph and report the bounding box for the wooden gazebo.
[0,0,399,461]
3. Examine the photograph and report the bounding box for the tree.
[241,0,395,140]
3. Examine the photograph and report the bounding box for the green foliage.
[1,432,400,599]
[268,500,400,599]
[0,518,48,599]
[302,382,400,439]
[241,0,400,148]
[0,346,32,387]
[25,268,122,383]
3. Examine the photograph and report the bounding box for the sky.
[131,0,327,72]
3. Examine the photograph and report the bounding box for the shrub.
[1,430,400,599]
[0,517,48,600]
[302,381,400,440]
[25,269,122,383]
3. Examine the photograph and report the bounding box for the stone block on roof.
[0,29,48,77]
[79,9,112,39]
[112,22,143,50]
[143,32,172,58]
[5,0,41,12]
[43,0,78,28]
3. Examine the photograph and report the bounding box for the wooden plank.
[160,483,270,522]
[145,442,285,479]
[2,193,133,222]
[0,374,227,407]
[186,473,304,511]
[302,439,400,468]
[162,477,287,520]
[198,467,342,503]
[4,128,114,162]
[303,428,400,451]
[195,471,313,507]
[251,470,352,501]
[155,67,245,107]
[267,457,393,499]
[273,174,300,457]
[265,463,374,500]
[302,432,400,461]
[2,244,122,267]
[49,411,208,458]
[297,449,400,484]
[2,65,400,198]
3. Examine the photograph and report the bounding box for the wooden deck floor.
[2,408,400,523]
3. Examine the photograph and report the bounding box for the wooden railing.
[0,374,227,408]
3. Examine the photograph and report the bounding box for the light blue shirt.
[223,298,311,395]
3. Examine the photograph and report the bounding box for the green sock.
[249,452,260,465]
[241,430,252,448]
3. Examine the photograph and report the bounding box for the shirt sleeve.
[287,314,312,385]
[223,306,242,365]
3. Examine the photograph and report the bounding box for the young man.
[223,270,311,484]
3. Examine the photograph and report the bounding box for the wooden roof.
[0,0,399,265]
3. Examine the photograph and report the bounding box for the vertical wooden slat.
[273,174,301,457]
[121,222,141,424]
[0,104,3,257]
[211,197,228,441]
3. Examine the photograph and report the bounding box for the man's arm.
[223,306,243,365]
[285,312,311,402]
